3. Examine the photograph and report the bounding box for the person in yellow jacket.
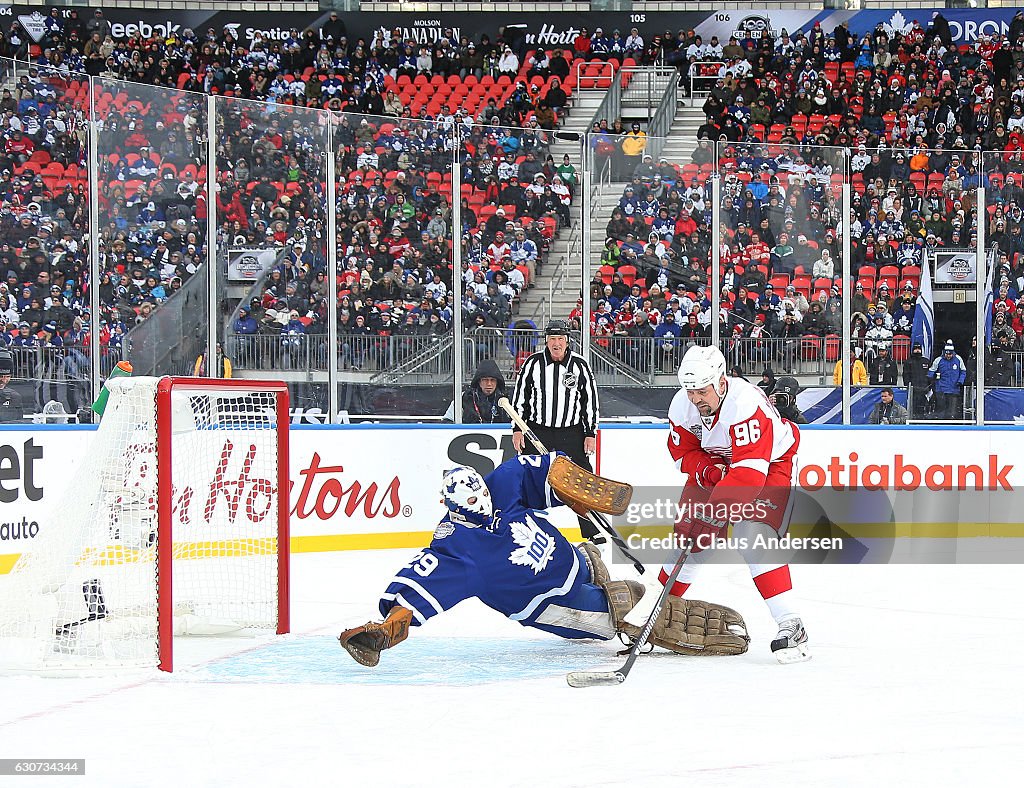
[194,342,233,378]
[619,121,647,179]
[833,345,867,386]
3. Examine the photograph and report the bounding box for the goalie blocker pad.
[548,455,633,516]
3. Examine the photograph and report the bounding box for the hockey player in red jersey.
[664,345,810,663]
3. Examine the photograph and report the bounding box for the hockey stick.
[496,397,645,575]
[566,541,692,688]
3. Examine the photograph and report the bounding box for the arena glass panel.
[858,146,980,424]
[94,78,210,382]
[0,59,94,421]
[332,113,455,421]
[981,149,1021,423]
[458,117,579,417]
[585,131,707,417]
[799,144,845,423]
[217,95,331,416]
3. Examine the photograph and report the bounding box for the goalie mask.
[441,466,493,526]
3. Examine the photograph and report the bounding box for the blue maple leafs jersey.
[379,453,594,631]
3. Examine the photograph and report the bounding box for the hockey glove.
[339,606,412,668]
[691,456,727,490]
[675,512,727,553]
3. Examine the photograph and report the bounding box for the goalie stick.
[566,541,692,688]
[496,397,645,575]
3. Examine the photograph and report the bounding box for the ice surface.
[1,550,1021,787]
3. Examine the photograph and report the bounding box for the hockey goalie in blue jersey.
[339,453,750,667]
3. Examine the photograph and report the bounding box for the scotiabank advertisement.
[1,425,1022,571]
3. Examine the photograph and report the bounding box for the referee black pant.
[522,422,600,541]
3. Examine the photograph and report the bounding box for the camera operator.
[769,375,807,424]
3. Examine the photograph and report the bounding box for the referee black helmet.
[545,319,571,337]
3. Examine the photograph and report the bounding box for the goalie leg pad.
[339,606,413,667]
[622,598,750,656]
[578,542,611,586]
[602,580,646,628]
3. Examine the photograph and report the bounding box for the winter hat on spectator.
[944,340,955,353]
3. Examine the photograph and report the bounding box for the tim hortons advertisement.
[1,424,1023,572]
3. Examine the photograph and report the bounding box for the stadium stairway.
[514,89,604,326]
[657,102,706,174]
[587,99,705,278]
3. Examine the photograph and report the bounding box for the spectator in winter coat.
[869,345,899,386]
[928,339,966,420]
[903,342,932,419]
[868,387,909,425]
[461,357,510,424]
[834,346,868,386]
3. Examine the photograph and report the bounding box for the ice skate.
[771,617,810,664]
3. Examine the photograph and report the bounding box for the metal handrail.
[644,69,680,164]
[689,61,726,103]
[587,63,622,130]
[371,333,455,384]
[618,66,678,116]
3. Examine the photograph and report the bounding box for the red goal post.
[0,375,290,675]
[156,377,291,672]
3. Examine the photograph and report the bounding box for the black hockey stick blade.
[566,670,625,688]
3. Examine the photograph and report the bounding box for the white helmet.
[441,466,493,526]
[678,345,727,390]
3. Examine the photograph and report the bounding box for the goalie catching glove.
[581,543,749,656]
[339,606,413,667]
[547,454,633,516]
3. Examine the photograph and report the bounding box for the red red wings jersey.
[667,376,799,495]
[745,242,771,265]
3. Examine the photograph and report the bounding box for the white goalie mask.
[441,466,493,526]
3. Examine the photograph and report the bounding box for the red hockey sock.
[753,565,793,599]
[658,567,690,597]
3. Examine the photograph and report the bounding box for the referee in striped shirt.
[511,320,601,537]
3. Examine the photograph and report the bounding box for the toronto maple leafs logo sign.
[882,12,913,38]
[508,514,556,574]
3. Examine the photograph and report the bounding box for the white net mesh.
[0,377,285,673]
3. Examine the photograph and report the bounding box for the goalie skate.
[770,617,810,664]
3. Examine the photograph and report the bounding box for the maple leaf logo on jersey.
[508,514,556,574]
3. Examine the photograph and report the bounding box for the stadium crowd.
[590,11,1024,399]
[0,9,596,404]
[4,8,1024,417]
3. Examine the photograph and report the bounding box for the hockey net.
[0,376,290,673]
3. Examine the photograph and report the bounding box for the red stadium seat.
[824,334,841,363]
